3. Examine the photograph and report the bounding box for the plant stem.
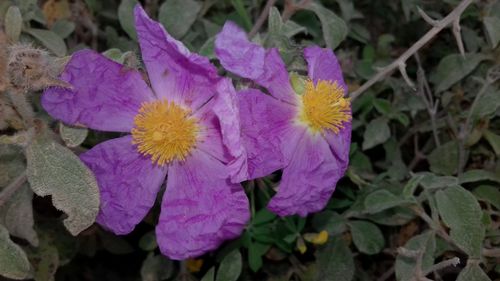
[248,0,277,38]
[350,0,476,100]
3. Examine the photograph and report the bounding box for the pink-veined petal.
[215,22,296,104]
[268,132,346,217]
[80,136,167,234]
[134,5,220,110]
[303,46,347,92]
[156,149,249,260]
[42,50,155,132]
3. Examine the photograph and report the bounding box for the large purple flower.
[215,22,352,217]
[42,6,249,260]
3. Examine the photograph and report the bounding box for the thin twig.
[0,171,27,207]
[423,257,460,276]
[248,0,278,38]
[282,0,313,22]
[415,53,441,147]
[350,0,475,100]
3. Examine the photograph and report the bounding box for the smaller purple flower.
[215,22,352,217]
[42,6,250,260]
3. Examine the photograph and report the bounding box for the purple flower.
[42,6,250,260]
[215,22,352,217]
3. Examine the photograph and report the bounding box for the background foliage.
[0,0,499,280]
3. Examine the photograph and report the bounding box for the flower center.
[131,100,199,165]
[297,79,351,134]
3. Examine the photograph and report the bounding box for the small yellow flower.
[186,258,203,273]
[303,230,329,245]
[296,237,307,254]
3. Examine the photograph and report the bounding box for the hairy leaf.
[159,0,201,39]
[0,225,32,279]
[25,133,99,235]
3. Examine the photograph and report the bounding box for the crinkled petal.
[238,89,296,180]
[211,79,248,182]
[156,149,249,260]
[268,132,345,217]
[323,122,351,171]
[134,5,220,110]
[215,22,295,104]
[42,49,155,132]
[80,136,167,235]
[303,46,347,92]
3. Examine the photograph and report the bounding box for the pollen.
[297,79,351,134]
[131,100,199,166]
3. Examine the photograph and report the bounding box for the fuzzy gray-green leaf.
[436,186,485,257]
[25,134,99,236]
[216,250,242,281]
[0,225,32,279]
[159,0,202,39]
[306,2,347,49]
[24,28,67,57]
[5,5,23,42]
[59,123,88,148]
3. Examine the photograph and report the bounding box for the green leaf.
[140,253,174,281]
[427,141,459,175]
[25,133,99,235]
[402,174,424,198]
[0,184,38,246]
[99,231,134,255]
[314,237,354,281]
[472,87,500,120]
[312,211,347,235]
[418,172,458,189]
[248,242,270,272]
[395,232,435,281]
[364,189,409,213]
[159,0,202,39]
[229,0,252,31]
[0,224,32,279]
[349,220,384,255]
[201,267,215,281]
[436,186,485,257]
[139,231,157,251]
[473,185,500,210]
[457,262,492,281]
[50,20,75,39]
[199,36,216,59]
[459,169,500,184]
[430,53,487,93]
[4,5,23,42]
[362,117,391,150]
[252,208,277,226]
[59,123,88,148]
[306,2,348,49]
[216,250,242,281]
[118,0,138,40]
[24,28,67,57]
[483,16,500,48]
[26,244,59,281]
[484,130,500,156]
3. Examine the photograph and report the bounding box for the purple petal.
[268,131,346,217]
[215,22,296,104]
[303,46,347,92]
[211,79,248,182]
[238,89,296,180]
[156,149,249,260]
[324,122,351,171]
[42,49,155,132]
[80,136,167,235]
[134,5,220,110]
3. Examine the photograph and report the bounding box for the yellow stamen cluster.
[131,100,198,165]
[298,79,351,134]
